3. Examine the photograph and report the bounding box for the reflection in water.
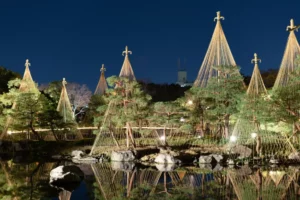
[91,163,300,200]
[0,160,58,199]
[1,159,300,199]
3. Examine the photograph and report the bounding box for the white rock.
[111,162,135,171]
[50,166,70,182]
[71,150,84,159]
[213,164,223,171]
[199,164,212,170]
[111,151,135,162]
[288,152,300,161]
[154,153,181,164]
[227,159,235,165]
[155,163,176,171]
[199,155,212,164]
[211,154,223,163]
[49,165,84,191]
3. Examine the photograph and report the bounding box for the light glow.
[7,130,12,135]
[187,100,193,105]
[229,135,237,142]
[159,136,165,141]
[251,132,257,138]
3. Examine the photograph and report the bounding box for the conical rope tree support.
[119,46,136,81]
[90,101,114,155]
[194,11,237,87]
[57,78,83,140]
[273,19,300,89]
[94,64,108,95]
[0,59,38,139]
[229,53,295,158]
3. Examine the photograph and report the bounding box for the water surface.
[0,159,299,200]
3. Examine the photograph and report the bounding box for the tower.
[176,58,188,86]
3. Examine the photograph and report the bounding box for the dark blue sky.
[0,0,299,91]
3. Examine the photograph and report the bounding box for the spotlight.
[251,132,257,138]
[229,135,237,142]
[160,136,165,141]
[187,100,193,105]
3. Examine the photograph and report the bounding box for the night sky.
[0,0,299,91]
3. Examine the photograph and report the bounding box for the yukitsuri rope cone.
[273,19,300,89]
[246,53,267,97]
[119,46,136,81]
[194,11,237,87]
[57,78,83,140]
[230,54,293,157]
[0,59,38,139]
[227,168,297,200]
[230,54,267,150]
[57,78,74,123]
[94,64,108,95]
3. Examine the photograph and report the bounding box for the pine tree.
[91,76,151,151]
[201,65,244,139]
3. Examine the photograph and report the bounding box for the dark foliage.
[0,67,21,94]
[139,81,191,102]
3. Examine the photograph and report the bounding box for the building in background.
[176,58,193,87]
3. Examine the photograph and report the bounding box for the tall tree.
[194,65,245,139]
[92,76,151,150]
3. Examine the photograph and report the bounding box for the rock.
[71,150,85,159]
[111,162,135,171]
[183,149,198,156]
[230,145,252,159]
[159,148,179,157]
[50,165,84,191]
[213,164,223,171]
[154,153,181,164]
[211,154,223,163]
[72,156,98,164]
[140,154,157,162]
[288,152,300,161]
[155,163,176,171]
[227,159,235,165]
[199,163,212,170]
[111,150,135,162]
[199,155,212,164]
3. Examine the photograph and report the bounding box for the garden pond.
[0,154,300,200]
